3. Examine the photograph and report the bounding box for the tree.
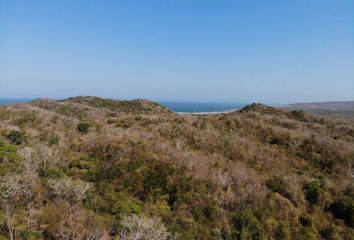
[118,214,174,240]
[329,197,354,227]
[40,202,106,240]
[7,130,25,145]
[48,177,91,203]
[77,122,91,133]
[303,181,324,206]
[0,174,29,240]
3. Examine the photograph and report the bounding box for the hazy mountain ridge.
[0,96,353,239]
[288,101,354,119]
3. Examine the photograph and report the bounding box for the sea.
[0,98,247,113]
[0,98,33,105]
[159,102,246,113]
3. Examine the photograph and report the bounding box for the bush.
[77,122,91,133]
[143,162,176,200]
[0,141,17,161]
[269,134,291,147]
[290,110,305,121]
[7,130,25,145]
[303,181,324,205]
[275,221,291,240]
[329,196,354,227]
[299,214,312,227]
[266,177,292,201]
[117,214,174,240]
[39,130,60,146]
[0,141,19,174]
[20,231,42,240]
[319,226,336,240]
[231,211,266,240]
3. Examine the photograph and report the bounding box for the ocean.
[158,102,246,113]
[0,98,33,105]
[0,98,247,113]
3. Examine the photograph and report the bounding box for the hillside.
[0,97,353,240]
[288,101,354,119]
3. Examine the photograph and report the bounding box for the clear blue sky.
[0,0,353,103]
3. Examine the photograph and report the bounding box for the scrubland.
[0,96,353,240]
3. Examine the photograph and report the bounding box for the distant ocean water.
[158,102,247,113]
[0,98,33,105]
[0,98,247,113]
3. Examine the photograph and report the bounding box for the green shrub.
[299,214,312,227]
[319,226,336,240]
[231,211,266,240]
[7,130,25,145]
[303,181,324,205]
[38,164,66,178]
[266,177,292,201]
[46,167,66,179]
[77,122,91,133]
[290,110,305,121]
[87,183,142,215]
[0,141,20,175]
[317,158,335,173]
[275,221,291,240]
[14,111,37,126]
[329,196,354,227]
[39,130,60,146]
[269,134,291,147]
[20,231,42,240]
[0,141,17,161]
[108,193,142,215]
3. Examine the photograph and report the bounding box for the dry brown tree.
[118,214,174,240]
[48,177,91,203]
[0,174,29,240]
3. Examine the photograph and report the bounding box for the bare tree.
[118,214,174,240]
[26,205,39,232]
[0,174,29,240]
[19,147,39,181]
[175,138,184,151]
[48,177,91,203]
[51,204,105,240]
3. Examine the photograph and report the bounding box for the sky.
[0,0,353,104]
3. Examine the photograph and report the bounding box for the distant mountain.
[288,101,354,118]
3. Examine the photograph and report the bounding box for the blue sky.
[0,0,353,103]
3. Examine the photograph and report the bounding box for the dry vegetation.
[0,96,353,240]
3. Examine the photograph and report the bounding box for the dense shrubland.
[0,97,353,239]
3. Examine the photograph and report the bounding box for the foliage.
[290,110,305,121]
[117,214,174,240]
[0,141,17,162]
[231,211,266,240]
[7,130,25,145]
[303,181,325,206]
[39,130,59,146]
[329,196,354,227]
[0,97,353,239]
[77,122,91,133]
[266,176,292,201]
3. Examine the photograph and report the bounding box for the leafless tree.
[19,147,39,181]
[0,174,28,200]
[54,206,105,240]
[48,177,91,203]
[118,214,174,240]
[0,174,29,240]
[175,138,184,151]
[26,206,39,231]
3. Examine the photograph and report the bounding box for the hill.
[288,101,354,119]
[0,97,353,239]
